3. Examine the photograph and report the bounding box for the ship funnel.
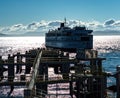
[60,23,64,28]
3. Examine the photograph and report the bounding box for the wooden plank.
[0,81,26,86]
[78,57,106,61]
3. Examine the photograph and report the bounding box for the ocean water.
[0,37,45,58]
[94,36,120,72]
[0,36,120,97]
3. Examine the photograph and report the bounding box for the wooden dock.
[0,48,119,98]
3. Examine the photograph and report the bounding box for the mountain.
[0,33,7,36]
[1,30,120,37]
[24,30,120,36]
[22,31,45,36]
[23,30,120,36]
[0,32,45,37]
[93,30,120,35]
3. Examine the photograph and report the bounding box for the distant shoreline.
[0,35,120,37]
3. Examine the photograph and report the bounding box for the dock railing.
[24,50,42,98]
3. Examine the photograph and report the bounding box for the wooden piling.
[8,54,14,82]
[61,63,70,79]
[25,51,31,74]
[97,60,102,75]
[0,56,4,80]
[90,60,97,74]
[0,48,108,98]
[116,66,120,98]
[16,52,22,73]
[36,63,47,97]
[24,89,32,98]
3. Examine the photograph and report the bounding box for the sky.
[0,0,120,35]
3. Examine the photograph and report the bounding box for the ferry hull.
[45,41,93,52]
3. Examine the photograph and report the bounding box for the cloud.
[0,27,5,32]
[114,21,120,26]
[67,20,79,26]
[26,21,50,32]
[27,22,39,31]
[104,19,115,25]
[86,21,103,30]
[1,19,120,35]
[48,21,61,26]
[9,24,26,32]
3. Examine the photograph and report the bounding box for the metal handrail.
[28,50,42,89]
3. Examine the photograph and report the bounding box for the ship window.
[81,37,90,41]
[57,33,61,36]
[67,32,71,36]
[47,33,56,36]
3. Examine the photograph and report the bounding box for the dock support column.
[61,63,70,79]
[16,52,22,73]
[8,55,14,95]
[43,64,48,95]
[24,89,32,98]
[76,77,80,98]
[97,60,102,75]
[0,56,4,80]
[36,63,47,97]
[75,63,84,74]
[102,76,107,98]
[116,66,120,98]
[90,60,97,74]
[70,76,73,98]
[44,64,48,81]
[8,55,14,82]
[25,51,31,74]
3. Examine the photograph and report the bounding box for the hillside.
[22,32,45,36]
[93,30,120,35]
[0,33,7,36]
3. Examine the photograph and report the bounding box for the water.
[0,36,120,97]
[94,36,120,73]
[0,37,45,98]
[0,37,45,59]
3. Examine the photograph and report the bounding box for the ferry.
[45,20,93,52]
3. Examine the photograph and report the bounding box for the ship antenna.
[79,20,80,26]
[64,17,66,25]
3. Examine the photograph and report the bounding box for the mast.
[64,17,66,25]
